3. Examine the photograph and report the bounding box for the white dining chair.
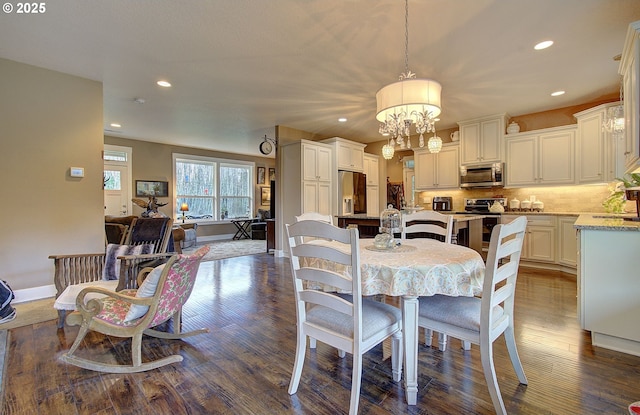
[417,216,528,415]
[294,212,333,224]
[294,212,340,354]
[401,210,460,349]
[285,220,403,415]
[401,210,453,242]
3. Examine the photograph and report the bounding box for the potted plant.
[618,173,640,220]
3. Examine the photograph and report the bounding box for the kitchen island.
[336,213,484,255]
[575,214,640,356]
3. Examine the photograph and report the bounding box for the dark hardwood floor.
[3,253,640,414]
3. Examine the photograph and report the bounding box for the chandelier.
[603,77,624,139]
[376,0,442,160]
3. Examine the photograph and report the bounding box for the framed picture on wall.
[261,187,271,205]
[269,168,276,182]
[135,180,169,197]
[257,167,266,185]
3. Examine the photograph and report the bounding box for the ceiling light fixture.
[110,123,121,128]
[551,90,565,96]
[338,117,347,122]
[534,40,554,50]
[376,0,442,160]
[157,80,171,87]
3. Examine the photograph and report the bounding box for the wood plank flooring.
[3,253,640,414]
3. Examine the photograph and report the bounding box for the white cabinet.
[321,137,365,172]
[578,225,640,355]
[366,185,379,217]
[458,113,508,165]
[363,153,380,216]
[619,21,640,173]
[574,103,622,183]
[414,144,459,190]
[302,144,332,183]
[363,154,379,186]
[281,140,334,234]
[502,215,556,263]
[505,125,575,187]
[558,216,578,267]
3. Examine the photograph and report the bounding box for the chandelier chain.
[404,0,409,75]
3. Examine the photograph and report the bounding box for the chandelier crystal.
[376,0,442,155]
[603,77,625,139]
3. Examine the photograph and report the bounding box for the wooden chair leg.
[438,332,448,352]
[349,352,363,415]
[425,328,433,346]
[288,331,307,395]
[391,331,403,382]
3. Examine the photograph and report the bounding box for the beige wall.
[104,136,276,238]
[0,58,104,295]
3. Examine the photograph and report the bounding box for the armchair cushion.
[102,244,153,281]
[124,263,166,322]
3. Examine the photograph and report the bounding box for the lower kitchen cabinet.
[502,214,573,270]
[558,216,578,267]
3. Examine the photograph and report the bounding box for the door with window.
[104,146,132,216]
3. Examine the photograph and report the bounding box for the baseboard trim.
[13,285,56,304]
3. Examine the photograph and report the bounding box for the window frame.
[173,153,255,224]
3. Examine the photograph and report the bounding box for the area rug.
[184,239,267,261]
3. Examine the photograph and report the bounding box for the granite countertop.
[574,214,640,231]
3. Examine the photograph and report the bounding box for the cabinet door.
[480,118,502,163]
[577,112,605,183]
[337,142,364,172]
[302,145,319,181]
[436,146,460,188]
[526,226,556,262]
[539,130,575,185]
[364,155,379,186]
[366,185,379,216]
[317,182,332,216]
[316,146,332,182]
[414,150,436,189]
[302,181,319,213]
[558,217,578,267]
[623,52,639,171]
[506,135,538,186]
[460,123,481,165]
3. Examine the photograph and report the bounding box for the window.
[174,154,254,221]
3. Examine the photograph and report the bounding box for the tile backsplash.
[414,183,635,214]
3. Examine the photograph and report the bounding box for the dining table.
[303,237,486,405]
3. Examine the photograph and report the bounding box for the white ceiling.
[1,0,639,157]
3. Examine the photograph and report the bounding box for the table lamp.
[180,203,189,223]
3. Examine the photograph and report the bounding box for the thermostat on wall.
[70,167,85,178]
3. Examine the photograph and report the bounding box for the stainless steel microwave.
[459,163,504,188]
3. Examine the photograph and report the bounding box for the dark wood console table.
[266,219,275,252]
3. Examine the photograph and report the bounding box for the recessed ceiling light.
[157,80,171,87]
[338,117,347,122]
[110,123,121,128]
[551,90,565,96]
[534,40,554,50]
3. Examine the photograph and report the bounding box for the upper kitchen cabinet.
[363,153,379,186]
[574,102,623,184]
[414,143,459,190]
[505,125,575,187]
[281,139,333,229]
[458,113,508,165]
[619,20,640,173]
[321,137,365,172]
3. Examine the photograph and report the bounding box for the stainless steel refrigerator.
[338,170,367,215]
